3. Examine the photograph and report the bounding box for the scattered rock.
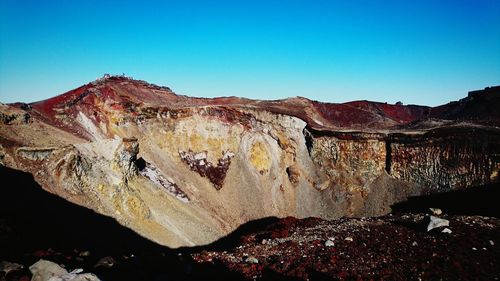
[245,257,259,264]
[441,228,452,234]
[56,269,101,281]
[123,253,135,260]
[23,113,31,123]
[0,261,23,275]
[429,208,443,216]
[325,240,335,247]
[94,256,116,268]
[427,216,449,231]
[20,103,32,111]
[78,251,91,257]
[0,112,17,124]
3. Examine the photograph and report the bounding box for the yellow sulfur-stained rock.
[249,141,271,174]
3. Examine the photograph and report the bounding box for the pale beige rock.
[29,260,100,281]
[29,259,68,281]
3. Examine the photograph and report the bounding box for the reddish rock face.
[22,77,500,133]
[311,100,430,129]
[1,75,499,248]
[430,86,500,125]
[179,150,234,190]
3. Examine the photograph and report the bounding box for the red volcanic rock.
[23,76,500,136]
[312,100,430,129]
[430,86,500,125]
[30,84,90,120]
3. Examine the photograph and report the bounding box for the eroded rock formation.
[0,76,498,247]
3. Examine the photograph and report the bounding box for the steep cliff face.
[388,128,500,191]
[307,127,500,194]
[0,76,498,247]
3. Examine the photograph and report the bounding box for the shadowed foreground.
[0,166,245,280]
[1,166,499,280]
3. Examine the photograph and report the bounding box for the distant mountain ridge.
[15,76,499,139]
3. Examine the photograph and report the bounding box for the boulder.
[427,216,450,232]
[29,259,100,281]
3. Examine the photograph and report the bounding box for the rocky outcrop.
[307,131,387,190]
[16,147,55,161]
[1,76,498,248]
[114,137,140,181]
[388,128,500,191]
[0,105,30,125]
[179,150,234,189]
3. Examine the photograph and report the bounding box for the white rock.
[345,237,353,242]
[30,259,101,281]
[76,112,106,141]
[49,272,101,281]
[489,240,495,246]
[325,240,335,247]
[194,152,207,160]
[427,216,449,231]
[441,228,452,234]
[412,241,418,246]
[223,151,235,159]
[429,208,442,216]
[245,257,259,264]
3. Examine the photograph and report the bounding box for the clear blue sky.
[1,0,499,106]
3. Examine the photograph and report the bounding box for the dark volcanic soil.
[1,166,499,281]
[192,215,500,280]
